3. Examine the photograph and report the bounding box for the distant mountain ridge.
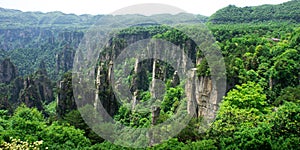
[208,0,300,24]
[0,7,207,28]
[0,7,103,27]
[1,0,298,27]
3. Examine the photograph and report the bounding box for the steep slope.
[0,7,207,79]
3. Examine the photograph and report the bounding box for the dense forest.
[209,0,300,24]
[0,0,300,149]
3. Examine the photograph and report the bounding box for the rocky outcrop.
[56,46,75,75]
[19,77,44,111]
[19,69,54,111]
[0,59,17,83]
[92,31,158,115]
[150,59,167,100]
[91,25,223,121]
[94,62,119,118]
[33,70,54,104]
[171,71,180,87]
[57,72,77,117]
[0,59,54,112]
[55,32,83,78]
[0,26,84,79]
[186,69,220,119]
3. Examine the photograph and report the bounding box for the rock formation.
[56,46,75,75]
[19,69,54,111]
[57,72,77,117]
[0,58,17,83]
[94,61,119,118]
[186,69,220,119]
[0,59,54,113]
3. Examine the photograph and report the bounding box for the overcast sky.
[0,0,290,16]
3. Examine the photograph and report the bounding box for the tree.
[273,85,300,106]
[270,49,300,89]
[161,86,183,113]
[1,105,91,149]
[41,121,91,149]
[210,82,271,148]
[221,82,269,111]
[6,105,45,142]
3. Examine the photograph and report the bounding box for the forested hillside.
[0,1,300,149]
[209,0,300,24]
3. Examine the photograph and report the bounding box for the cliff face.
[186,69,220,119]
[56,46,75,75]
[0,59,17,111]
[18,70,54,111]
[56,72,77,117]
[19,77,44,111]
[0,59,17,83]
[93,29,157,117]
[93,25,222,120]
[0,27,84,79]
[0,59,54,112]
[94,62,119,118]
[0,28,54,51]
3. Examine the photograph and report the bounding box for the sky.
[0,0,291,16]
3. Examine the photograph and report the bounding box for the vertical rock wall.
[186,69,220,119]
[0,59,17,83]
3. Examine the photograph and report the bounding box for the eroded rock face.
[92,33,156,117]
[57,73,77,117]
[0,59,17,83]
[92,26,222,120]
[56,47,75,75]
[19,77,44,111]
[19,70,54,111]
[0,60,54,112]
[186,69,220,119]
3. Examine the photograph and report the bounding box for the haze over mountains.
[0,0,299,28]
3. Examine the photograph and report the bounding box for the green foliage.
[209,0,300,24]
[196,59,210,77]
[153,28,189,45]
[41,121,91,149]
[151,138,185,150]
[1,2,300,149]
[222,82,269,112]
[270,49,300,89]
[0,105,91,149]
[175,118,205,142]
[268,101,300,149]
[184,139,217,150]
[114,104,151,128]
[210,82,272,149]
[62,110,104,144]
[274,86,300,106]
[44,101,57,118]
[0,110,9,141]
[161,86,183,113]
[7,105,45,142]
[114,105,132,126]
[90,141,131,150]
[272,101,300,137]
[290,27,300,48]
[271,136,300,150]
[139,91,151,102]
[224,121,273,150]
